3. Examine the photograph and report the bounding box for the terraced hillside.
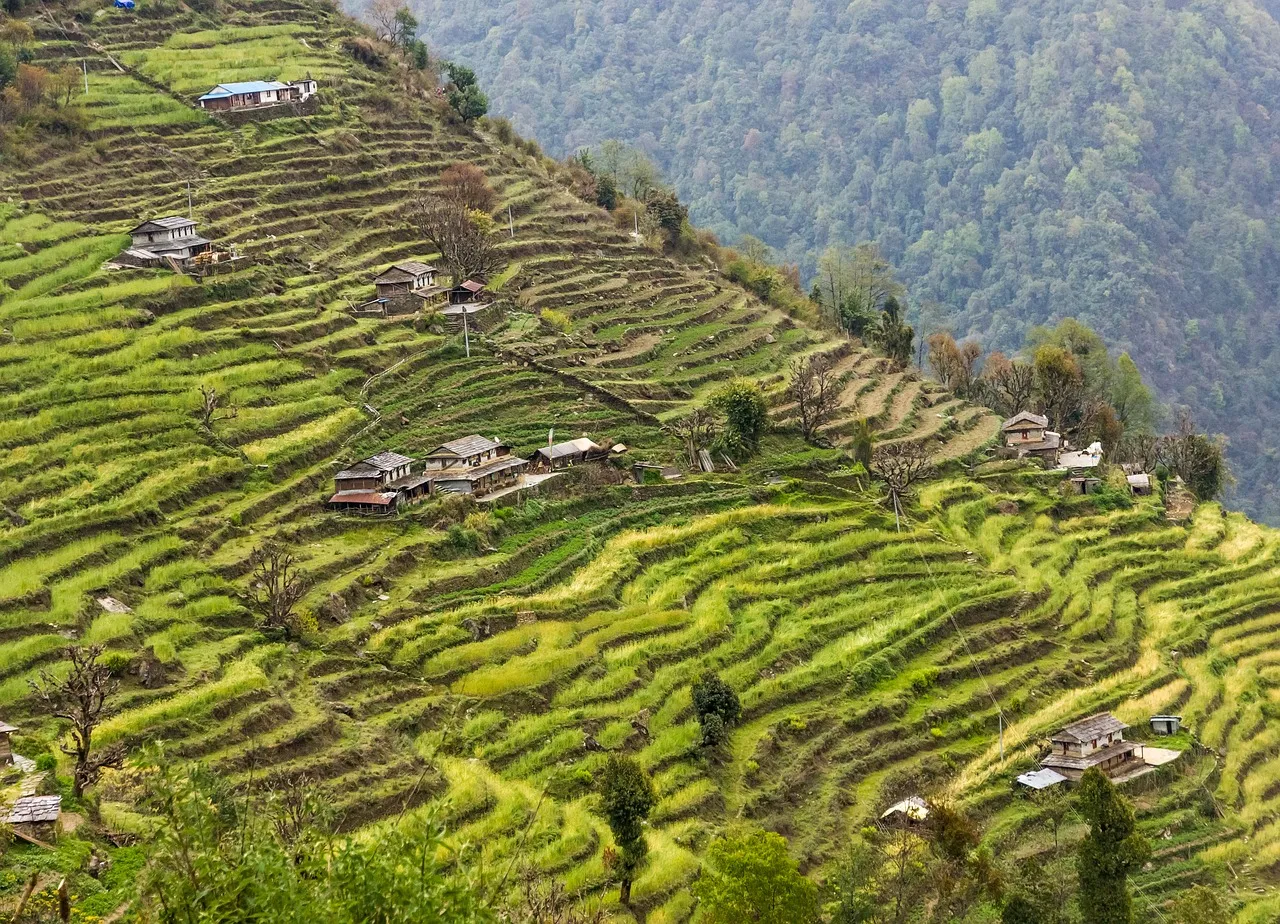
[6,0,1275,920]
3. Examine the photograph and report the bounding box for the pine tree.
[1075,768,1150,924]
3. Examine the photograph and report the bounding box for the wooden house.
[1001,411,1061,464]
[0,720,15,766]
[375,262,440,297]
[422,435,528,496]
[422,435,508,471]
[6,795,61,842]
[1040,713,1144,782]
[120,216,213,265]
[328,451,430,514]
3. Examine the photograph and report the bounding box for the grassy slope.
[1,0,1276,920]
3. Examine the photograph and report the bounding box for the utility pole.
[82,60,88,95]
[999,712,1004,761]
[462,305,470,358]
[187,180,193,219]
[508,204,514,239]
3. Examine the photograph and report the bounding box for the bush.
[540,308,572,334]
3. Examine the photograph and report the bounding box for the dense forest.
[397,0,1280,522]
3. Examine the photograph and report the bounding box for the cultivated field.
[1,0,1275,919]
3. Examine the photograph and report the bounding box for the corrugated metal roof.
[536,438,602,460]
[1017,768,1067,790]
[6,795,61,825]
[880,796,929,820]
[199,80,289,100]
[459,279,486,292]
[0,720,16,734]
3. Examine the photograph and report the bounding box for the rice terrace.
[0,0,1276,920]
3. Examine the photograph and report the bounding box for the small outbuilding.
[1149,715,1182,736]
[0,720,15,766]
[1127,473,1152,496]
[1068,476,1102,496]
[1016,768,1068,791]
[880,796,929,824]
[6,795,61,842]
[535,437,607,470]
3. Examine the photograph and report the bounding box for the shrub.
[540,308,572,334]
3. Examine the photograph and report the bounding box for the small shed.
[1016,768,1068,791]
[880,796,929,824]
[1068,476,1102,496]
[0,720,15,766]
[1127,473,1152,496]
[447,279,488,305]
[6,795,61,841]
[1149,715,1182,736]
[535,437,606,470]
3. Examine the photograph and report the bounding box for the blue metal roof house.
[197,77,317,111]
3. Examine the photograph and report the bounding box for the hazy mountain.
[406,0,1280,521]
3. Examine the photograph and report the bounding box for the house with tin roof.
[197,76,317,111]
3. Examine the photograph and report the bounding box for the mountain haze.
[409,0,1280,522]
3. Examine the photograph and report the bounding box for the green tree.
[693,828,819,924]
[710,379,768,457]
[1075,767,1150,924]
[868,296,915,368]
[599,755,656,905]
[445,63,488,122]
[691,672,740,748]
[1169,884,1231,924]
[851,418,874,469]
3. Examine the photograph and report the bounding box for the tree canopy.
[411,0,1280,523]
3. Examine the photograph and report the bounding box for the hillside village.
[0,0,1264,920]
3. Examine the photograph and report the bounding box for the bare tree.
[198,385,238,429]
[926,333,982,398]
[410,194,502,283]
[29,646,125,798]
[367,0,411,45]
[980,351,1035,417]
[871,440,936,529]
[667,408,718,468]
[790,353,840,442]
[439,163,497,213]
[249,545,309,638]
[501,868,609,924]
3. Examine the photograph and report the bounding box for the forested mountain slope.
[407,0,1280,523]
